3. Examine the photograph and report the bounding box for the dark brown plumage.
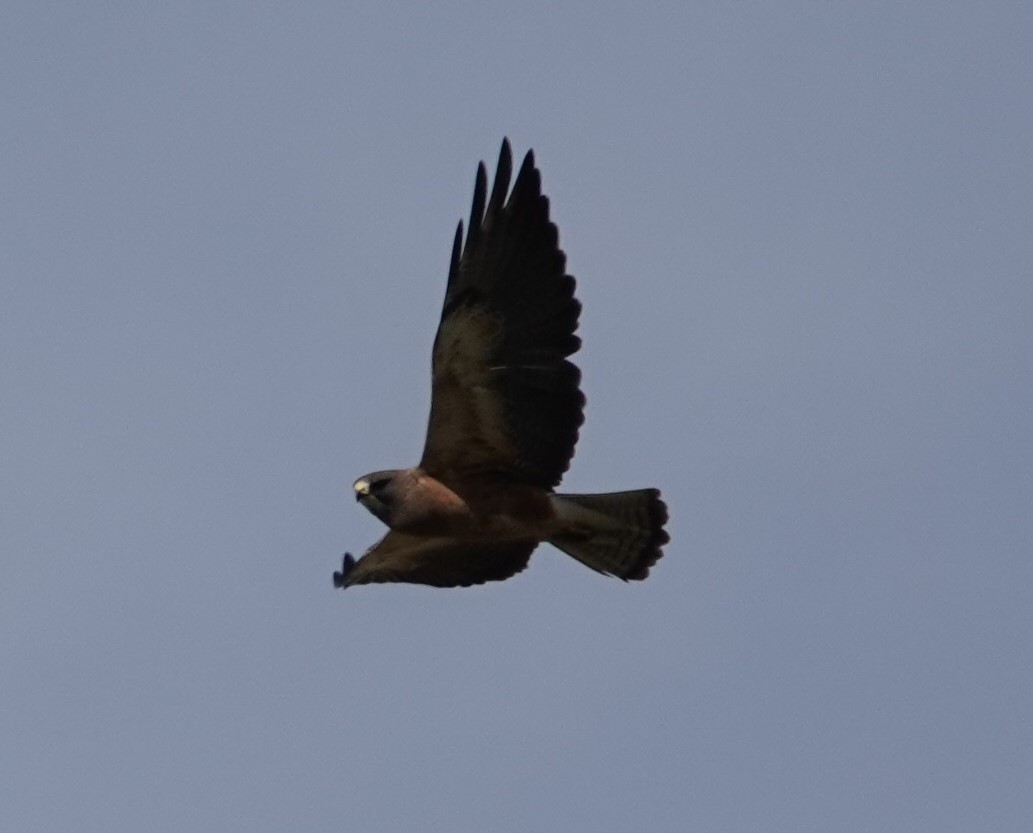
[334,140,669,590]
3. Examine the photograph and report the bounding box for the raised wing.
[419,140,585,489]
[333,531,535,589]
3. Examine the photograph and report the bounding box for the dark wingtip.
[332,552,357,589]
[448,220,463,283]
[520,147,535,170]
[511,147,541,202]
[498,138,514,176]
[466,162,489,249]
[487,140,514,219]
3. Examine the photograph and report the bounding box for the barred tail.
[548,489,669,581]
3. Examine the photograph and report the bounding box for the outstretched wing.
[419,139,585,489]
[333,531,535,589]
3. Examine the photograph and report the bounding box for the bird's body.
[353,468,552,541]
[334,140,669,589]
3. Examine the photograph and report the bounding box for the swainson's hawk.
[334,140,668,589]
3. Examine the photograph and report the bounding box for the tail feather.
[548,489,669,581]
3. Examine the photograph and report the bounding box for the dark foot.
[332,552,357,589]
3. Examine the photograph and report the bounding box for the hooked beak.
[353,479,370,501]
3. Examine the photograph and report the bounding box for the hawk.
[334,140,669,589]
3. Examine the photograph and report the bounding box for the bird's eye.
[371,478,391,494]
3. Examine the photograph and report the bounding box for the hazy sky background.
[3,3,1031,831]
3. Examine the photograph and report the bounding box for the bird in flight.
[334,140,669,589]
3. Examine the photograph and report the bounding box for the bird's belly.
[396,474,557,542]
[461,485,558,541]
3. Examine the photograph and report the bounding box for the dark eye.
[371,478,391,494]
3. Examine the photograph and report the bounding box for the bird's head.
[352,470,403,526]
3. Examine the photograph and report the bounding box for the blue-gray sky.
[3,3,1031,831]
